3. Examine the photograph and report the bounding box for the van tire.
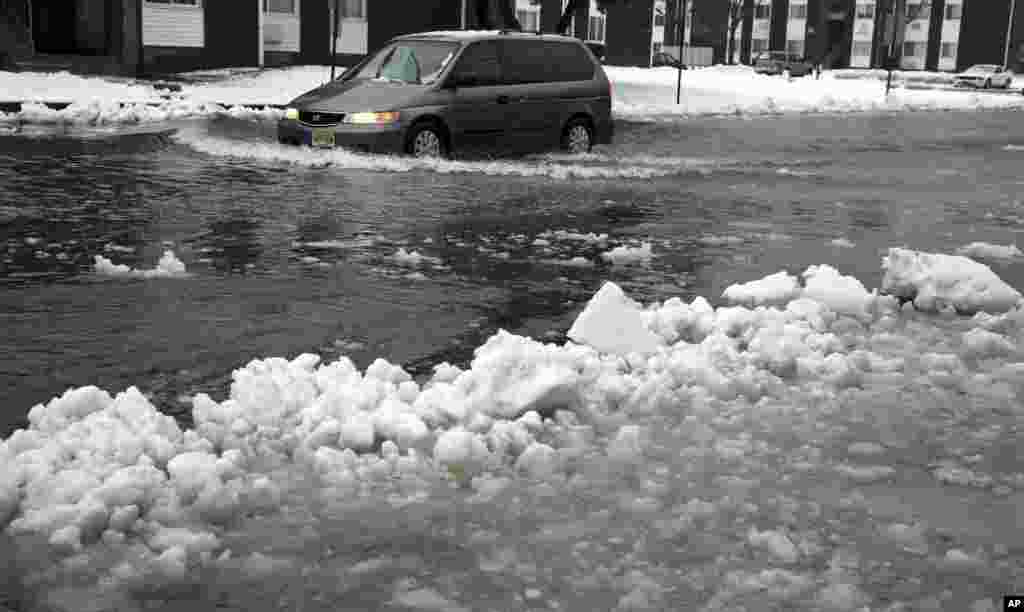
[561,117,594,154]
[405,121,449,159]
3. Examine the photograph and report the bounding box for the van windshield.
[349,40,460,85]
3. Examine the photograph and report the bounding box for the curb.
[0,101,288,114]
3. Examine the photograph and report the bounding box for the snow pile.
[5,246,1024,602]
[607,65,1024,119]
[1,100,283,126]
[392,248,440,267]
[93,250,188,279]
[882,247,1022,314]
[181,66,340,106]
[956,241,1022,260]
[0,71,158,103]
[601,242,654,265]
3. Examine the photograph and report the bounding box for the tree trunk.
[500,0,522,30]
[556,0,588,36]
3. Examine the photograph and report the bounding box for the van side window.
[451,41,501,86]
[499,40,595,84]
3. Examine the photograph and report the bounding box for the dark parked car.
[753,51,814,77]
[652,52,685,69]
[278,31,613,158]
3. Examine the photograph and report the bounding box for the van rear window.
[499,40,596,84]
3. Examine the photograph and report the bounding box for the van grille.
[299,111,345,126]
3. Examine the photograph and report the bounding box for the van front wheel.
[561,118,593,154]
[406,123,448,159]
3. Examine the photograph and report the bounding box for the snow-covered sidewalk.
[1,63,1022,126]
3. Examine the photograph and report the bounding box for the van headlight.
[285,108,299,120]
[343,111,401,125]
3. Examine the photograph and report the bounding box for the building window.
[941,42,957,57]
[752,38,769,53]
[653,42,662,54]
[517,9,539,31]
[902,41,924,57]
[146,0,200,4]
[786,40,804,57]
[330,0,365,21]
[588,14,605,42]
[654,10,665,26]
[264,0,296,13]
[905,3,924,19]
[855,3,874,19]
[789,4,807,19]
[944,4,962,20]
[852,41,872,56]
[754,3,771,19]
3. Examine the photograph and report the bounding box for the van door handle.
[496,95,510,104]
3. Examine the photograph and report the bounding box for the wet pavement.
[2,109,1024,435]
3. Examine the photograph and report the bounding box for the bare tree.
[726,0,748,65]
[554,0,632,36]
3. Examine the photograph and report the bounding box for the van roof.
[395,29,583,43]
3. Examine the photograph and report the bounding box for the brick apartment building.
[1,0,1019,74]
[710,0,1024,72]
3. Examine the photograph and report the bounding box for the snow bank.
[882,247,1022,314]
[5,63,1024,127]
[93,250,188,279]
[607,65,1024,120]
[5,246,1024,601]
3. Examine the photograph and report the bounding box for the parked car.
[953,64,1014,89]
[652,52,685,69]
[753,51,814,77]
[278,31,613,158]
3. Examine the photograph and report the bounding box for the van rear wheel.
[561,118,593,154]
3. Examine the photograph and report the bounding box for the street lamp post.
[676,0,685,104]
[1005,0,1018,68]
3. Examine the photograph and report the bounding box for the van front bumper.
[277,119,406,154]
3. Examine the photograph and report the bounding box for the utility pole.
[330,0,341,81]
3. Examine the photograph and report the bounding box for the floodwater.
[3,111,1023,436]
[2,110,1024,611]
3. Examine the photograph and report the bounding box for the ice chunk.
[956,242,1022,260]
[433,429,490,474]
[961,328,1015,360]
[722,271,801,306]
[608,425,647,464]
[568,282,661,357]
[93,250,188,279]
[514,442,559,478]
[601,242,654,265]
[391,587,470,612]
[882,248,1022,314]
[801,264,874,317]
[747,527,799,563]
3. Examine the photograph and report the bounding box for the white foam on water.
[173,130,716,180]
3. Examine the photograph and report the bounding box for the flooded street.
[2,109,1024,611]
[4,110,1023,435]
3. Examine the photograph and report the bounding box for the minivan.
[277,30,613,158]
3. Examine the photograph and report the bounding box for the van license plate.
[312,128,335,148]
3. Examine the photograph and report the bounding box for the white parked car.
[953,64,1014,89]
